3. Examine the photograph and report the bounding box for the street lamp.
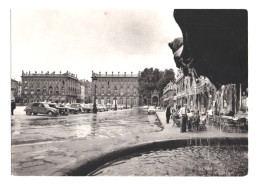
[126,95,128,109]
[114,87,117,111]
[92,75,97,114]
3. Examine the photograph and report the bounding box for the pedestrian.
[186,108,192,131]
[180,104,188,133]
[166,104,171,124]
[11,100,16,115]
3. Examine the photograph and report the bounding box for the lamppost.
[92,75,97,114]
[114,87,117,111]
[125,94,128,109]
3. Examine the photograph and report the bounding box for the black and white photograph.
[5,1,260,188]
[9,8,249,177]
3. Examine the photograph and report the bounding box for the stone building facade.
[11,79,18,101]
[162,81,176,107]
[21,71,81,104]
[91,71,140,107]
[171,69,216,113]
[84,80,92,103]
[169,69,245,114]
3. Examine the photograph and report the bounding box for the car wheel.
[26,111,32,115]
[33,113,38,115]
[47,111,53,116]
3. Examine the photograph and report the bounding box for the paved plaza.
[11,106,247,176]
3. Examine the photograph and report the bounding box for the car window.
[32,103,39,107]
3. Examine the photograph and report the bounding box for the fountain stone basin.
[52,137,247,176]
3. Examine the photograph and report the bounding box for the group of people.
[166,104,201,133]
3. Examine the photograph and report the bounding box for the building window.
[62,87,65,95]
[30,87,34,95]
[55,86,59,95]
[43,86,47,95]
[36,86,40,94]
[49,86,53,95]
[24,87,28,95]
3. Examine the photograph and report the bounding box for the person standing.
[180,104,188,133]
[166,105,171,124]
[11,100,16,115]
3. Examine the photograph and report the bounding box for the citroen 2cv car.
[24,102,59,116]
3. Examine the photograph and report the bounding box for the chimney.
[99,72,101,76]
[124,72,126,76]
[105,72,107,76]
[112,72,113,77]
[131,72,133,76]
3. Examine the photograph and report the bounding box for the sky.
[11,9,182,82]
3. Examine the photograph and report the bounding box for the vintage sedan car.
[64,103,78,114]
[70,103,85,113]
[147,106,156,115]
[103,105,108,111]
[80,103,92,113]
[24,102,59,116]
[84,103,94,113]
[143,105,149,110]
[48,103,69,115]
[97,104,107,112]
[117,105,124,110]
[99,104,108,111]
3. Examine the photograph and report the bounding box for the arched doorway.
[151,90,160,106]
[152,96,159,106]
[143,98,148,105]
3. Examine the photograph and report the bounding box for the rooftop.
[92,71,140,78]
[21,71,78,80]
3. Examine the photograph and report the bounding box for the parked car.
[148,106,156,115]
[100,104,108,111]
[80,103,91,113]
[111,104,117,110]
[64,103,78,114]
[117,105,124,110]
[97,104,106,112]
[106,103,112,110]
[70,103,85,113]
[48,103,69,115]
[24,102,59,116]
[84,103,94,113]
[143,105,149,110]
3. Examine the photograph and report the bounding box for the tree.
[138,68,163,103]
[157,69,176,95]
